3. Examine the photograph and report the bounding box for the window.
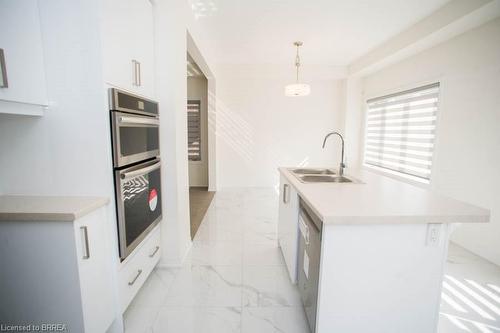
[363,83,440,183]
[187,100,201,161]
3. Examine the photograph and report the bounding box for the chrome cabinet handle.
[80,226,90,259]
[283,184,289,204]
[128,269,143,286]
[0,49,8,88]
[132,60,136,85]
[137,61,141,86]
[132,59,139,86]
[149,246,160,258]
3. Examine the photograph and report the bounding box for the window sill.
[362,164,431,190]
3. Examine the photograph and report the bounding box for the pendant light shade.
[285,41,310,97]
[285,83,311,97]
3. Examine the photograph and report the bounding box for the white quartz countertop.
[0,195,109,222]
[279,167,490,225]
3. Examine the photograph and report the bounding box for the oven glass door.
[116,159,162,259]
[112,111,160,168]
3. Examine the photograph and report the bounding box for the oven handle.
[119,115,159,126]
[121,161,161,180]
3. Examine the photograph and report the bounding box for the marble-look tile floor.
[439,244,500,333]
[124,188,500,333]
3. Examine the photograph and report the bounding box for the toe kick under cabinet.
[0,204,115,333]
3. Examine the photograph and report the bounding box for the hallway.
[189,187,215,239]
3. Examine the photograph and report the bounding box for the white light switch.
[426,224,441,246]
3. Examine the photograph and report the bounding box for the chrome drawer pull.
[283,184,289,204]
[80,226,90,259]
[0,49,8,88]
[149,246,160,258]
[128,269,143,286]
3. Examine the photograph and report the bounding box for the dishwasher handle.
[299,215,310,245]
[299,200,322,234]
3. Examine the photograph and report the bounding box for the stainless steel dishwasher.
[298,198,322,333]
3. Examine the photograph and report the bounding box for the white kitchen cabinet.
[278,174,300,283]
[118,224,161,313]
[0,0,48,113]
[0,206,115,333]
[74,210,116,332]
[101,0,155,99]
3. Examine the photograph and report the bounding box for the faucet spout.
[322,131,345,176]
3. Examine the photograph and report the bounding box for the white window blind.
[364,83,440,183]
[187,100,201,161]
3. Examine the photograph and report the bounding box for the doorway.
[187,52,214,239]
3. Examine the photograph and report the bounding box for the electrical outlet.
[426,224,441,246]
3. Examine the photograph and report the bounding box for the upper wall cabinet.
[0,0,49,114]
[101,0,155,99]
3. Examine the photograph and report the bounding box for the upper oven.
[109,88,158,117]
[111,111,159,168]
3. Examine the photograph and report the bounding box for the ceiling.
[189,0,451,66]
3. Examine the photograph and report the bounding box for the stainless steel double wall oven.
[110,88,162,260]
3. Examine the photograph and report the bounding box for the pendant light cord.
[295,44,300,83]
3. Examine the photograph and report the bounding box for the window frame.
[187,99,202,162]
[361,80,443,188]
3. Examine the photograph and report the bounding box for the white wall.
[153,0,218,266]
[351,18,500,265]
[187,76,209,187]
[215,68,345,188]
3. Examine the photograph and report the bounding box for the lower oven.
[115,158,162,260]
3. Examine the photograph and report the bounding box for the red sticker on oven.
[149,189,158,211]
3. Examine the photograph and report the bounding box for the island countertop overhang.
[279,167,490,225]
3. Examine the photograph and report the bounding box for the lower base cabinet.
[278,175,300,283]
[0,207,115,333]
[118,224,161,313]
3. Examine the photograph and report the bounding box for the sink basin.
[298,175,354,183]
[292,168,336,175]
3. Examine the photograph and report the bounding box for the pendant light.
[285,41,311,97]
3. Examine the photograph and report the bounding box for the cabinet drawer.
[118,225,161,313]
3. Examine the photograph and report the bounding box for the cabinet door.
[130,0,155,98]
[74,209,115,333]
[278,175,299,283]
[101,0,155,99]
[0,0,48,106]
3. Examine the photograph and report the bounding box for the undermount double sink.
[291,168,359,183]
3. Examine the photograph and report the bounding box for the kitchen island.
[277,168,489,333]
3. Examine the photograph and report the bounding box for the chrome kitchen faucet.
[322,131,345,176]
